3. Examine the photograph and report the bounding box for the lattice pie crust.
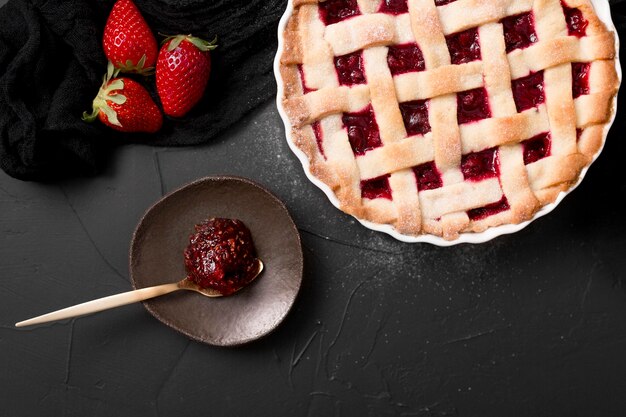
[279,0,619,240]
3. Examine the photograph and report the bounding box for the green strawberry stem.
[114,54,155,75]
[82,61,126,127]
[160,34,218,52]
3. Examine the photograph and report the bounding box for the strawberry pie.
[278,0,619,240]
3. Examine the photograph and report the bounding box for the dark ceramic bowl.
[129,176,303,346]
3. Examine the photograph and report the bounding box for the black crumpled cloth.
[0,0,286,181]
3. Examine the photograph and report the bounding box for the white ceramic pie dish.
[273,0,621,246]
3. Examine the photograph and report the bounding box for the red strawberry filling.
[501,12,538,53]
[461,148,499,181]
[522,132,551,165]
[312,121,326,158]
[467,196,510,220]
[399,100,431,136]
[576,128,584,142]
[334,51,366,86]
[572,62,591,98]
[512,71,545,112]
[342,105,382,155]
[387,44,426,75]
[446,28,481,65]
[413,161,443,191]
[298,64,315,94]
[318,0,361,25]
[460,148,510,220]
[457,88,491,125]
[361,175,393,200]
[562,1,588,37]
[378,0,408,15]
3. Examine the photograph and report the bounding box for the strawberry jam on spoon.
[15,217,263,328]
[184,218,260,296]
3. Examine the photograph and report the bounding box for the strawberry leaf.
[100,104,122,127]
[187,35,218,52]
[82,73,127,127]
[166,35,186,52]
[163,34,218,52]
[112,55,153,75]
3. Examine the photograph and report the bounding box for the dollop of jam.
[183,218,258,295]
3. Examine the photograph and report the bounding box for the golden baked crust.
[279,0,619,240]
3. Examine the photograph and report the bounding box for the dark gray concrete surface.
[2,1,626,416]
[3,96,626,416]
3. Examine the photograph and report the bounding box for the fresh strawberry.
[156,34,217,117]
[103,0,157,74]
[82,63,163,133]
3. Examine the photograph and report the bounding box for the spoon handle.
[14,282,181,328]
